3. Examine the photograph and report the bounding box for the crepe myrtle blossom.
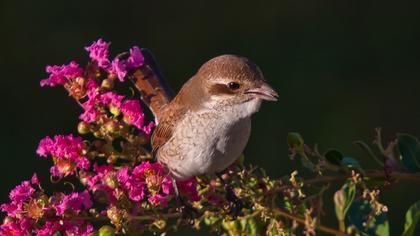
[110,46,145,81]
[36,134,88,177]
[78,85,155,134]
[0,180,35,217]
[85,38,111,69]
[53,190,92,216]
[40,61,83,87]
[85,39,144,81]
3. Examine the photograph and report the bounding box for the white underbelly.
[161,113,252,180]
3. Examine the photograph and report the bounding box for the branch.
[272,208,348,236]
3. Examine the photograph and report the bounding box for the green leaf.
[354,140,384,167]
[397,134,420,173]
[402,200,420,236]
[324,149,344,166]
[334,183,356,221]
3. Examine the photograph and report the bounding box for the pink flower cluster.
[0,177,94,236]
[41,38,144,89]
[85,39,144,81]
[36,134,89,177]
[79,83,154,134]
[40,61,83,87]
[86,162,199,207]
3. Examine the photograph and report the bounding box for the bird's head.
[194,55,278,113]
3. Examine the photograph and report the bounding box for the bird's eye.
[228,82,240,90]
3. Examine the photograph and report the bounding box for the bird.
[131,51,278,213]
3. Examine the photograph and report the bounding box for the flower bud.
[104,120,118,133]
[105,174,118,189]
[109,105,120,116]
[93,131,103,138]
[107,206,122,225]
[101,78,114,90]
[78,121,90,134]
[99,225,115,236]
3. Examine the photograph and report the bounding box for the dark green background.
[1,0,419,235]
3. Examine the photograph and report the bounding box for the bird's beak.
[245,81,279,101]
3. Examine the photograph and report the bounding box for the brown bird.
[131,51,277,212]
[132,52,278,181]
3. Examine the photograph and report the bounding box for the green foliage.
[402,200,420,236]
[397,134,420,172]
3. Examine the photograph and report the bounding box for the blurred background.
[1,0,419,235]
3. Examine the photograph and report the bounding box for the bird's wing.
[130,49,175,122]
[151,105,185,155]
[150,74,204,156]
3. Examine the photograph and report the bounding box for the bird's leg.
[216,173,243,218]
[170,177,197,222]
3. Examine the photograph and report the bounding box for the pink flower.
[111,58,127,81]
[99,92,125,107]
[162,176,174,195]
[120,99,151,132]
[149,194,168,207]
[40,61,83,87]
[54,190,92,216]
[110,46,144,81]
[36,137,54,157]
[85,38,111,69]
[9,180,35,204]
[1,179,36,217]
[127,183,146,201]
[177,178,200,201]
[126,46,144,68]
[0,218,31,236]
[79,91,125,123]
[36,134,88,176]
[35,220,93,236]
[31,173,39,185]
[87,164,114,188]
[35,220,61,236]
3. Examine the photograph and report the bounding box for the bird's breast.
[159,107,252,180]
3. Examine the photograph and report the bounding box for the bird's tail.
[130,49,175,122]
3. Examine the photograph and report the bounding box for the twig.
[272,208,348,236]
[272,171,420,193]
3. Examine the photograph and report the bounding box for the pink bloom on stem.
[0,218,31,236]
[31,173,39,185]
[162,176,174,195]
[40,61,83,87]
[9,180,35,204]
[120,99,150,132]
[35,220,61,236]
[126,46,144,68]
[36,134,88,176]
[99,91,125,107]
[110,46,144,81]
[128,183,146,201]
[116,166,130,186]
[36,136,54,157]
[177,178,200,201]
[132,161,164,177]
[79,90,125,123]
[54,190,92,216]
[111,58,127,81]
[85,38,111,69]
